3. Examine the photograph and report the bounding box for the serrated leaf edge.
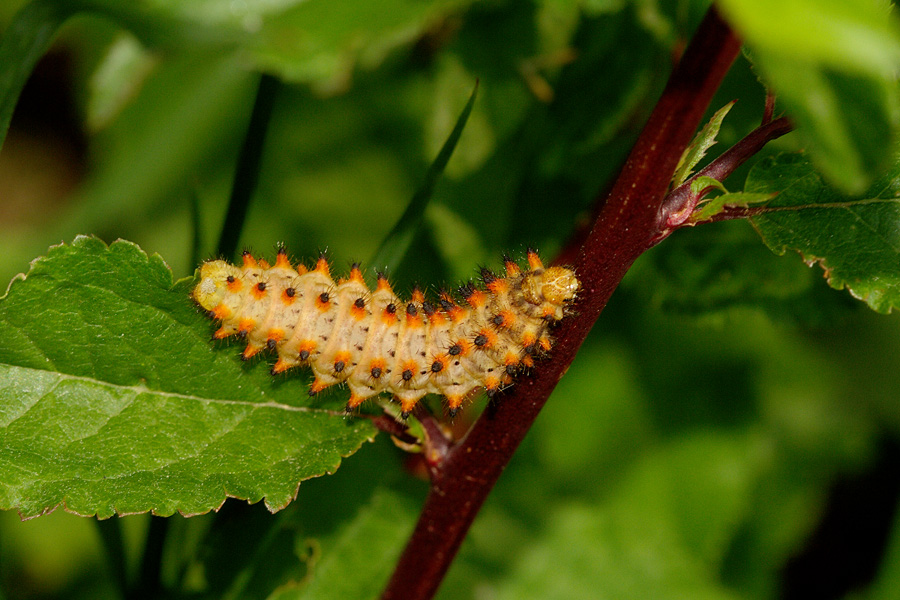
[2,235,176,300]
[1,236,380,519]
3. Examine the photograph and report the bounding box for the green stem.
[369,81,478,275]
[94,518,130,599]
[132,516,169,600]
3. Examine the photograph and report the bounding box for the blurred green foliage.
[2,0,900,599]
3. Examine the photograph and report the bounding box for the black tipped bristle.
[351,261,360,270]
[440,298,453,311]
[276,244,286,254]
[458,284,474,298]
[448,407,459,418]
[269,367,279,376]
[422,301,435,315]
[406,303,417,316]
[266,339,277,350]
[308,388,317,397]
[486,388,498,398]
[400,410,411,420]
[480,267,496,284]
[344,404,354,414]
[242,249,252,256]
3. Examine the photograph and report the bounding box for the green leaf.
[864,508,900,600]
[0,237,376,518]
[1,0,475,154]
[249,0,473,89]
[368,81,478,275]
[626,220,860,324]
[690,175,728,197]
[718,0,900,74]
[718,0,900,193]
[0,0,242,152]
[267,485,418,600]
[746,152,900,313]
[673,101,735,188]
[0,0,81,152]
[85,32,159,132]
[692,190,775,222]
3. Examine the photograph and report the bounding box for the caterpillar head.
[193,260,243,311]
[522,266,579,319]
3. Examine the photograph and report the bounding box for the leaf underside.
[0,236,377,519]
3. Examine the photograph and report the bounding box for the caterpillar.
[192,248,579,418]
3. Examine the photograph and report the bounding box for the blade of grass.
[368,80,479,274]
[216,72,281,260]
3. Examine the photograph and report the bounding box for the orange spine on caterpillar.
[192,247,580,418]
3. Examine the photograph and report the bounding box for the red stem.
[381,7,741,600]
[763,89,776,125]
[659,115,794,232]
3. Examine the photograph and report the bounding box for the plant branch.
[762,90,776,125]
[413,404,453,473]
[380,6,742,600]
[659,115,794,232]
[370,414,420,446]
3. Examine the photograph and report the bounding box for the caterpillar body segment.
[193,250,579,417]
